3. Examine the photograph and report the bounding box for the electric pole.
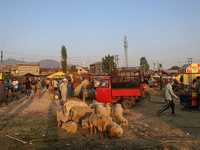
[114,55,119,68]
[124,36,128,69]
[187,58,192,64]
[1,51,3,78]
[153,63,155,72]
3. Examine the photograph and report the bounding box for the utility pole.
[114,55,119,68]
[178,61,181,68]
[153,63,155,72]
[1,51,3,78]
[124,36,128,69]
[187,58,192,64]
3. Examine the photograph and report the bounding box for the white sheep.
[64,100,88,119]
[70,106,95,122]
[113,104,128,127]
[104,104,111,116]
[60,121,78,133]
[51,106,68,127]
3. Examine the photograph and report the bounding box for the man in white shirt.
[12,78,18,92]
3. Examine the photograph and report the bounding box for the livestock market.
[1,1,200,149]
[0,63,200,149]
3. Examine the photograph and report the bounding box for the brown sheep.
[106,122,123,139]
[51,106,68,127]
[89,114,112,139]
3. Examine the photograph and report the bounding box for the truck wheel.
[122,99,132,109]
[54,93,60,100]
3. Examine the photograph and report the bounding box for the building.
[76,66,88,75]
[90,61,102,75]
[13,63,40,75]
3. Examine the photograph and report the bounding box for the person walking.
[157,78,179,117]
[36,79,42,99]
[195,76,200,112]
[41,79,45,89]
[24,78,32,99]
[12,77,18,92]
[53,79,58,92]
[46,79,49,89]
[160,75,163,90]
[0,76,8,107]
[60,79,67,105]
[31,78,36,96]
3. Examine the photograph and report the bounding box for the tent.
[46,71,66,79]
[176,64,200,85]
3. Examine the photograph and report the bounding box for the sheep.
[106,122,123,139]
[82,89,95,102]
[51,106,68,127]
[81,118,89,129]
[104,104,111,116]
[89,102,103,110]
[60,121,78,133]
[64,100,88,119]
[89,114,112,139]
[70,106,95,122]
[113,104,128,127]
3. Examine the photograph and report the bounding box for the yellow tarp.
[46,71,66,79]
[176,74,200,85]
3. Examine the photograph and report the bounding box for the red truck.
[95,68,142,108]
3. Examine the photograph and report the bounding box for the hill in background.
[3,59,61,68]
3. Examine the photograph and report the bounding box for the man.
[12,77,18,92]
[24,78,32,99]
[196,76,200,112]
[144,77,149,85]
[46,79,49,89]
[160,75,163,90]
[31,78,36,95]
[157,78,179,117]
[60,79,67,105]
[0,76,8,107]
[148,77,154,88]
[53,79,58,92]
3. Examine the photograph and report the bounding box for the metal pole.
[1,51,3,79]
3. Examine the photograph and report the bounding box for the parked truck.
[95,68,142,108]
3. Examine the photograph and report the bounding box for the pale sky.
[1,0,200,69]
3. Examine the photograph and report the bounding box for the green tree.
[3,73,13,81]
[101,55,116,73]
[61,45,67,73]
[140,57,150,72]
[169,66,179,70]
[69,65,78,73]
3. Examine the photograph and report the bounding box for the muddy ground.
[0,88,200,150]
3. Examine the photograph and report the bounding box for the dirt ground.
[0,88,200,150]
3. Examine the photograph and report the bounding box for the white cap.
[63,79,67,81]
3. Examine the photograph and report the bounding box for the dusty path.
[0,88,200,150]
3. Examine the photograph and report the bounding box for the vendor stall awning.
[46,71,66,78]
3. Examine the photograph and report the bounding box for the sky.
[0,0,200,70]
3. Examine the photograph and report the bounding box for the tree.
[101,55,116,73]
[140,57,150,72]
[61,45,67,73]
[69,65,78,73]
[3,73,13,81]
[169,66,179,70]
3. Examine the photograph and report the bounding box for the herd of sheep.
[51,100,128,139]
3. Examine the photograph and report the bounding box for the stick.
[6,135,27,144]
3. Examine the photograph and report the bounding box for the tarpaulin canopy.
[175,74,200,85]
[179,64,200,74]
[46,71,66,79]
